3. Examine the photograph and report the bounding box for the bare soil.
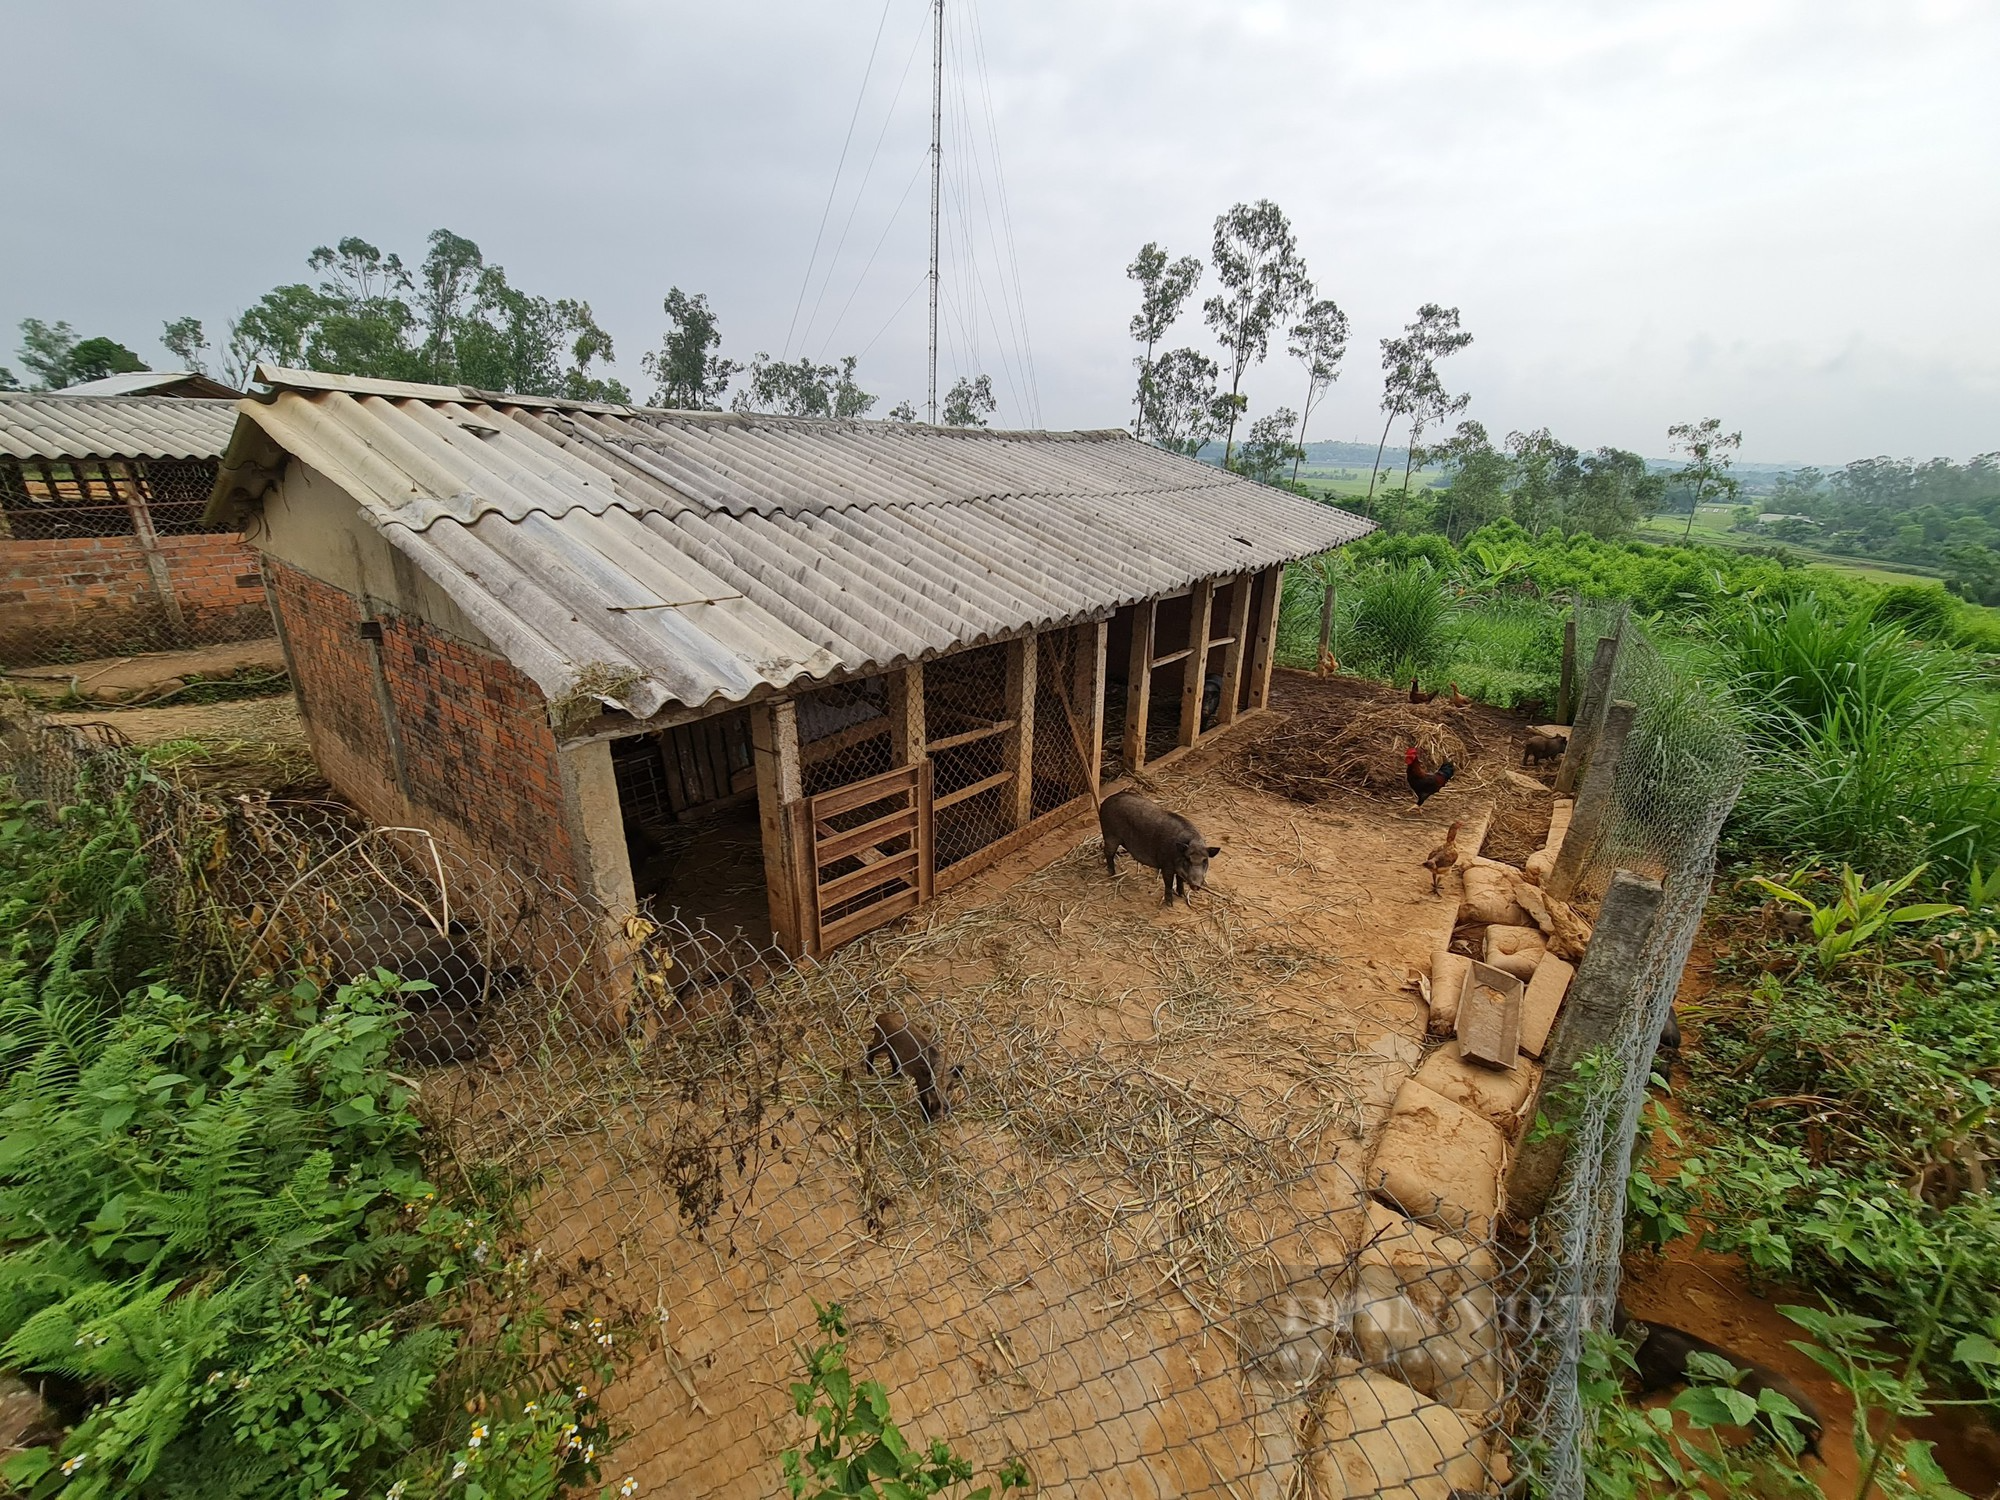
[6,638,287,703]
[432,682,1506,1498]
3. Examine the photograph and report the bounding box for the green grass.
[1636,511,1956,589]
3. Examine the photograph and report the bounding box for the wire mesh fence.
[0,454,276,667]
[5,700,1547,1499]
[1513,603,1747,1497]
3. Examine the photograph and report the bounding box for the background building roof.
[213,365,1372,724]
[0,392,239,461]
[57,370,241,400]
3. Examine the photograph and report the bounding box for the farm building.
[0,387,266,664]
[207,364,1371,958]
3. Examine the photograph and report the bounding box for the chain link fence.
[0,454,277,670]
[1514,603,1747,1497]
[6,700,1550,1499]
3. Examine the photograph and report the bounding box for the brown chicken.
[1408,678,1437,705]
[1446,682,1471,707]
[1421,820,1463,894]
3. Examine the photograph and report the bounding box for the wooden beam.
[936,768,1014,812]
[750,699,806,957]
[1217,572,1253,727]
[1178,578,1214,748]
[113,460,186,641]
[1076,619,1108,796]
[1149,647,1194,669]
[1005,635,1036,826]
[1248,565,1285,710]
[925,718,1015,753]
[888,662,925,766]
[1122,599,1156,772]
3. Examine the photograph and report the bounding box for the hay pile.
[1241,696,1500,806]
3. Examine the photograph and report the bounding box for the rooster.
[1409,678,1437,705]
[1405,745,1457,808]
[1421,820,1463,895]
[1446,682,1471,708]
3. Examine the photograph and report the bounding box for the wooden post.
[750,699,806,956]
[1556,613,1578,725]
[1318,571,1336,665]
[1218,573,1253,728]
[1076,619,1108,794]
[1554,632,1619,795]
[888,663,926,767]
[114,461,187,642]
[1178,578,1215,748]
[1123,598,1156,772]
[1548,699,1637,901]
[1505,870,1665,1222]
[1247,564,1285,710]
[1003,634,1036,827]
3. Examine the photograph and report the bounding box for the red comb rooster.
[1405,745,1456,808]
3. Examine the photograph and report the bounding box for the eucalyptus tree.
[1140,348,1229,457]
[161,317,209,375]
[1366,304,1473,503]
[1126,242,1202,437]
[1202,200,1312,465]
[1286,298,1349,484]
[943,373,997,427]
[1669,417,1744,541]
[642,288,741,410]
[732,353,876,419]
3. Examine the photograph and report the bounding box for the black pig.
[1099,790,1220,906]
[1615,1305,1824,1458]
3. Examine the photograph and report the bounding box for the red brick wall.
[268,559,580,889]
[0,532,271,663]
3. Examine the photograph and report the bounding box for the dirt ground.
[44,692,318,794]
[6,638,287,703]
[428,673,1539,1499]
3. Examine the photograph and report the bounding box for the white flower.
[620,1479,639,1498]
[234,1376,252,1391]
[295,1273,311,1290]
[584,1443,596,1463]
[61,1455,87,1475]
[468,1423,488,1449]
[471,1242,490,1264]
[523,1400,539,1415]
[596,1333,614,1349]
[387,1483,408,1500]
[451,1459,468,1480]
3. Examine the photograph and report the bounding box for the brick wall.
[0,532,271,663]
[268,559,581,890]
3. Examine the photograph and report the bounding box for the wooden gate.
[792,761,934,956]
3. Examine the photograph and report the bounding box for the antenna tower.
[927,0,943,423]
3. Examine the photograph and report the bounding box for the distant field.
[1295,464,1445,499]
[1637,509,1952,589]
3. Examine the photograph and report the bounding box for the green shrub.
[1344,561,1458,685]
[1872,583,1959,642]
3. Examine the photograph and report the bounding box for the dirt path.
[6,638,285,703]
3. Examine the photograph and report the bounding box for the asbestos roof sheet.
[0,393,238,460]
[215,365,1372,723]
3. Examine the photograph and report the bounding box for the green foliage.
[733,353,877,419]
[1872,583,1959,641]
[160,318,209,376]
[942,374,997,428]
[0,782,624,1497]
[782,1304,1028,1500]
[1342,561,1458,685]
[223,229,629,401]
[1232,407,1303,486]
[641,287,741,411]
[14,319,149,390]
[1749,863,1962,970]
[1751,455,2000,599]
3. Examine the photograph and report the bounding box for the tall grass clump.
[1721,596,2000,884]
[1343,560,1459,686]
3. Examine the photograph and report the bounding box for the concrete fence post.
[1505,869,1666,1223]
[1555,613,1578,725]
[1547,699,1637,901]
[1553,629,1620,796]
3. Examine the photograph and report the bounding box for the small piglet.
[866,1011,962,1122]
[1522,732,1569,767]
[1099,790,1220,907]
[1615,1305,1824,1458]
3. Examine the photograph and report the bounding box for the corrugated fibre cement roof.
[214,366,1372,725]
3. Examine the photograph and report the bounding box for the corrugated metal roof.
[215,365,1372,724]
[0,393,238,460]
[57,371,240,399]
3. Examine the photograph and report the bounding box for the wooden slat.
[800,712,892,767]
[1004,635,1035,828]
[813,805,917,866]
[753,700,806,956]
[1149,647,1193,668]
[924,718,1014,754]
[817,848,920,907]
[916,757,935,900]
[1218,572,1254,727]
[1079,619,1108,796]
[934,768,1012,812]
[1179,578,1214,749]
[818,884,923,951]
[810,763,919,820]
[1123,599,1155,772]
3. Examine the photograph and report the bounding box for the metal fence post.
[1505,869,1665,1223]
[1553,628,1619,796]
[1547,699,1637,901]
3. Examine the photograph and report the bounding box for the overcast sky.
[2,1,1993,464]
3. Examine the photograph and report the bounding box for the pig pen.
[420,683,1532,1498]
